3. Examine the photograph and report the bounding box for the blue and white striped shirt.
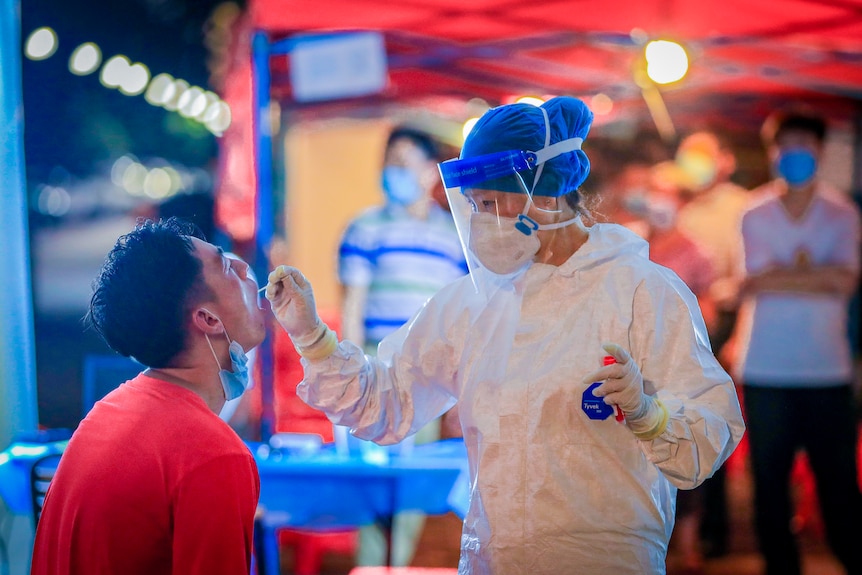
[338,203,468,352]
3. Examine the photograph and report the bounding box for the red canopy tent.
[219,0,862,237]
[250,0,862,120]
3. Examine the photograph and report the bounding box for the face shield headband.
[441,105,583,194]
[439,137,583,194]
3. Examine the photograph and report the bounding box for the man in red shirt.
[31,218,266,575]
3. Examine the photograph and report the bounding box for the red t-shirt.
[31,374,260,575]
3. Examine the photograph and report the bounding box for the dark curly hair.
[85,218,214,368]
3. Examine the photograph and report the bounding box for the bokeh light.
[25,27,58,60]
[110,155,137,187]
[145,73,177,106]
[515,96,545,107]
[69,42,102,75]
[100,55,131,88]
[143,167,173,199]
[35,185,71,216]
[194,91,220,121]
[120,63,151,96]
[163,79,190,111]
[590,93,614,116]
[461,117,479,141]
[121,161,148,196]
[645,40,689,85]
[177,86,205,117]
[27,25,228,138]
[204,101,232,134]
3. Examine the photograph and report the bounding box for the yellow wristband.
[297,325,338,361]
[632,398,670,441]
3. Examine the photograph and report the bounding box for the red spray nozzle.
[603,355,625,422]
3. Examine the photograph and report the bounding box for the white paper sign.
[289,32,388,103]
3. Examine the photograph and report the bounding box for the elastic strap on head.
[534,137,584,165]
[530,106,584,195]
[530,107,552,195]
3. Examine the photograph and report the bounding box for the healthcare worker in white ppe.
[265,96,745,575]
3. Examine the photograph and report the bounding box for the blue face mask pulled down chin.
[205,326,250,401]
[776,148,818,187]
[220,340,250,400]
[382,166,423,205]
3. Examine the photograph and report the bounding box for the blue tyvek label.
[582,382,614,420]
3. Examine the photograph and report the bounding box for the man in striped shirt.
[337,126,467,567]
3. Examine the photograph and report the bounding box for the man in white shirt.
[735,108,862,575]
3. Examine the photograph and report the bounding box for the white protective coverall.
[297,223,745,575]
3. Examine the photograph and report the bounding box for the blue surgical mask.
[382,165,423,205]
[776,148,817,187]
[204,319,250,401]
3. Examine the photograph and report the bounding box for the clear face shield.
[438,137,583,291]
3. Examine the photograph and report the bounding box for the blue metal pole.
[0,0,38,448]
[252,31,274,442]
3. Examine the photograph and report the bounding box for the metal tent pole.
[252,31,275,442]
[0,0,38,449]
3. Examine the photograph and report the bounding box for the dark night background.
[19,0,244,429]
[20,0,235,183]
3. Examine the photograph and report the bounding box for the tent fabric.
[214,12,257,243]
[244,0,862,127]
[216,0,862,245]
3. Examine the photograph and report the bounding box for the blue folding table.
[252,438,468,575]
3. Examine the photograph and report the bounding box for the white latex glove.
[581,342,668,439]
[265,265,322,346]
[582,343,646,417]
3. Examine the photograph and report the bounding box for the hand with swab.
[264,265,337,360]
